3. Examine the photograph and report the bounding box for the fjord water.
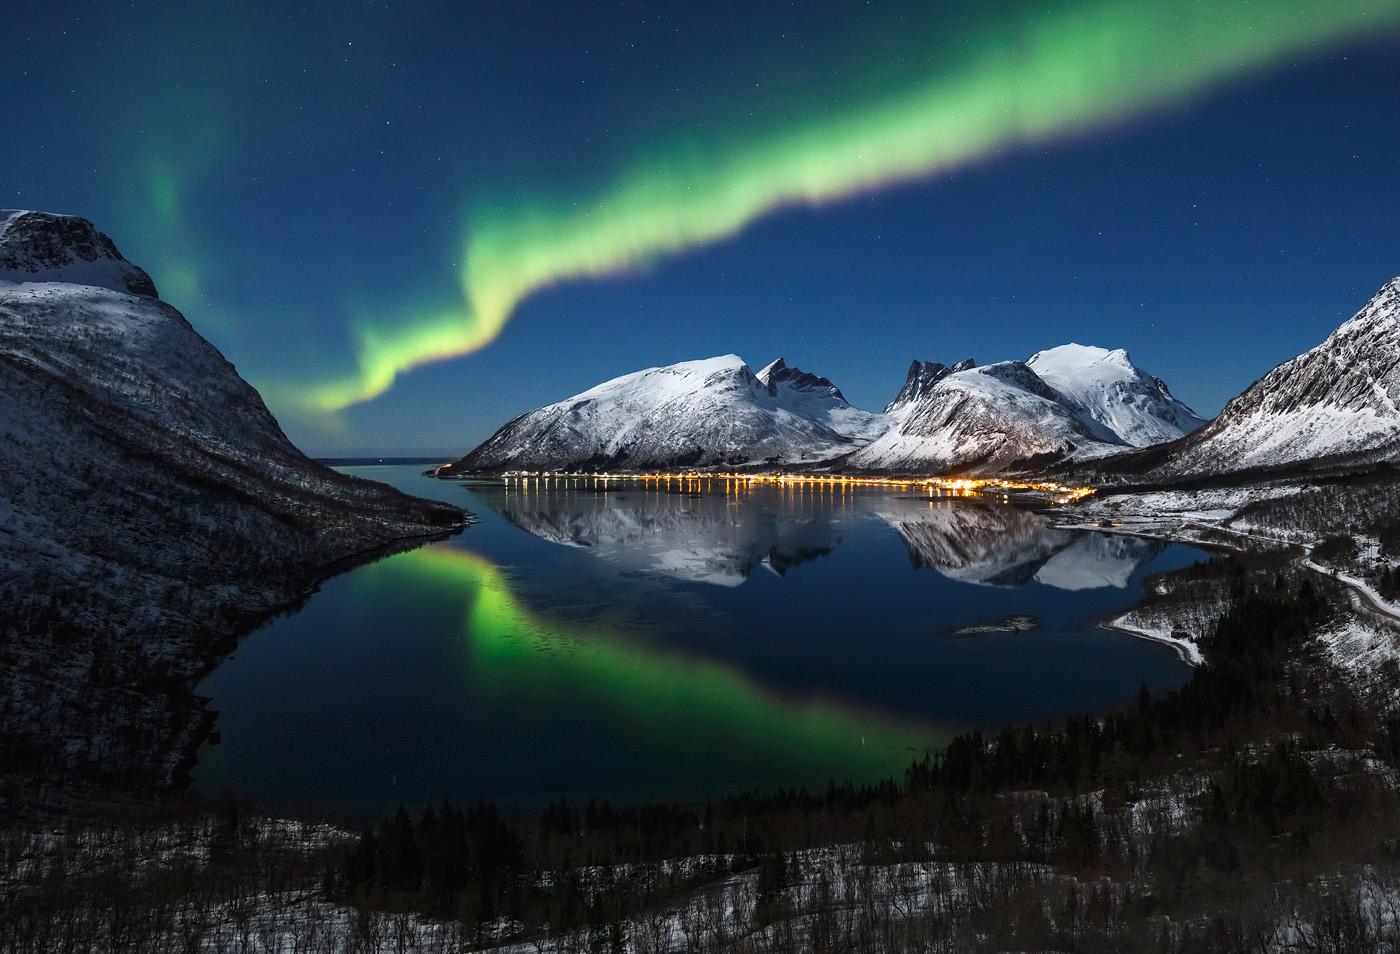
[192,465,1196,817]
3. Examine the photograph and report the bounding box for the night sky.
[9,1,1400,456]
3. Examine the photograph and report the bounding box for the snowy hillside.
[0,211,466,811]
[757,357,890,442]
[850,347,1205,476]
[442,355,878,473]
[1097,277,1400,481]
[847,361,1104,475]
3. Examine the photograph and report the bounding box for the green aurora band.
[386,544,945,785]
[311,0,1400,411]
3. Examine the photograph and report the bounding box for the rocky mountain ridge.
[450,272,1400,481]
[1,209,158,297]
[883,358,976,416]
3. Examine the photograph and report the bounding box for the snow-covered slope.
[0,211,466,811]
[1124,277,1400,480]
[1027,344,1205,447]
[847,361,1104,475]
[850,346,1204,476]
[443,355,877,473]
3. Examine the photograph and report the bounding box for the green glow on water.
[391,544,946,787]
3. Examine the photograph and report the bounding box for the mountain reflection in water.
[881,506,1166,589]
[192,465,1198,815]
[474,478,1163,591]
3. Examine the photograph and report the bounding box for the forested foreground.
[6,557,1400,951]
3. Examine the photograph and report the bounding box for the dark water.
[192,466,1198,817]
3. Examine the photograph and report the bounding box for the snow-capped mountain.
[1026,344,1206,447]
[848,348,1204,476]
[447,336,1200,478]
[442,354,878,474]
[847,360,1106,475]
[0,210,466,808]
[1090,277,1400,481]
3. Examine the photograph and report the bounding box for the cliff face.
[0,211,467,814]
[0,209,158,297]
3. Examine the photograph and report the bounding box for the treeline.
[336,800,524,923]
[0,807,347,954]
[7,566,1400,951]
[907,577,1327,799]
[322,571,1398,949]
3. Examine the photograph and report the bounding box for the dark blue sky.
[8,1,1400,455]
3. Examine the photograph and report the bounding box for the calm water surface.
[192,465,1197,817]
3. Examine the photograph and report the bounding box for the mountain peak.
[447,353,879,473]
[1025,342,1205,447]
[1027,343,1133,374]
[0,210,158,298]
[853,356,1098,476]
[761,358,847,402]
[1334,275,1400,339]
[884,359,953,413]
[755,357,787,385]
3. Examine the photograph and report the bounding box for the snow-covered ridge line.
[445,343,1201,477]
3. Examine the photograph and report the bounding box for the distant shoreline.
[317,456,456,467]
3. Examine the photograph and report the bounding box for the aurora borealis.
[9,1,1400,454]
